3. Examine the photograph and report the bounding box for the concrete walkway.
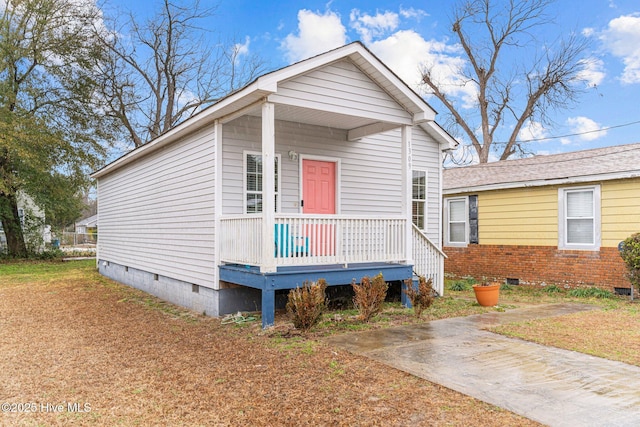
[325,303,640,427]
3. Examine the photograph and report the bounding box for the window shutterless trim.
[243,150,281,214]
[412,169,427,230]
[557,185,601,251]
[444,196,468,247]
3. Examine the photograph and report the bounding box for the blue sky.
[109,0,640,160]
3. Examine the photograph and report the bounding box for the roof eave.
[419,121,459,151]
[443,170,640,194]
[92,42,446,179]
[91,82,274,179]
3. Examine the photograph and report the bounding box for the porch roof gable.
[93,42,456,179]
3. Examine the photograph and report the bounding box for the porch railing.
[412,224,447,296]
[219,215,406,267]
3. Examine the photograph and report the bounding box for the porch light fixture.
[288,150,298,161]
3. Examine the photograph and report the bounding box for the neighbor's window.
[558,186,600,250]
[245,152,280,213]
[446,197,467,246]
[412,170,427,230]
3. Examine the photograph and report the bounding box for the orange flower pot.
[472,283,501,307]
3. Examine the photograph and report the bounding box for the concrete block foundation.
[98,260,262,317]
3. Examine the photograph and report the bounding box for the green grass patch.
[0,259,96,284]
[447,276,476,291]
[567,287,614,299]
[269,336,317,354]
[543,284,564,294]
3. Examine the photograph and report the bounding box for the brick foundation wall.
[444,245,631,291]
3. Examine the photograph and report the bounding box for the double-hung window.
[244,151,280,213]
[412,170,427,230]
[445,197,468,246]
[558,186,600,250]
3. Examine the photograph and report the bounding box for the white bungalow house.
[92,42,457,327]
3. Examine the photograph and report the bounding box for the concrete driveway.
[325,303,640,427]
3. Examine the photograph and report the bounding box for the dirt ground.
[0,262,540,426]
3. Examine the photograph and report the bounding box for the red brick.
[444,245,630,291]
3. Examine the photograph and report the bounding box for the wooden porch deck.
[219,262,413,328]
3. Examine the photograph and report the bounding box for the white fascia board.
[443,170,640,195]
[349,47,437,118]
[412,110,436,123]
[92,81,275,179]
[262,43,437,120]
[420,121,459,151]
[257,45,363,89]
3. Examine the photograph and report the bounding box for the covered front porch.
[210,45,453,327]
[219,214,445,327]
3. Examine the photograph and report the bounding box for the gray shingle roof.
[443,142,640,192]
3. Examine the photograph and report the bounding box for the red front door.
[302,159,336,215]
[302,159,336,255]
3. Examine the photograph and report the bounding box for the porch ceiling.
[243,103,401,140]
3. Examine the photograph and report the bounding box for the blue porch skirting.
[219,262,413,328]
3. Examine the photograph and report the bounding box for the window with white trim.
[445,197,468,246]
[558,186,600,250]
[244,152,280,213]
[412,170,427,230]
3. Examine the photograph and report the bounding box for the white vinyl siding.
[98,126,216,287]
[412,127,443,245]
[274,60,412,125]
[222,116,407,216]
[445,197,468,246]
[558,186,601,250]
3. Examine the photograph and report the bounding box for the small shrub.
[352,273,388,322]
[33,249,66,260]
[500,283,514,291]
[448,280,471,291]
[544,284,563,294]
[568,287,614,299]
[286,279,327,331]
[403,276,435,318]
[620,233,640,289]
[0,248,65,261]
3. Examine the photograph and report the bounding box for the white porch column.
[213,120,223,289]
[402,125,414,265]
[261,101,276,273]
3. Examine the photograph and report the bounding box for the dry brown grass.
[0,261,539,426]
[492,306,640,366]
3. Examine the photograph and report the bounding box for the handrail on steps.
[412,224,447,259]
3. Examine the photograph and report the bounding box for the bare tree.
[421,0,590,163]
[96,0,267,148]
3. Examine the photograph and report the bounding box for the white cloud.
[601,13,640,84]
[566,116,606,141]
[350,9,399,44]
[368,30,478,107]
[517,120,548,142]
[281,7,477,110]
[233,36,250,62]
[577,57,606,87]
[399,7,428,20]
[281,10,347,63]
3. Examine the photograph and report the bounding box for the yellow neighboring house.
[443,142,640,293]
